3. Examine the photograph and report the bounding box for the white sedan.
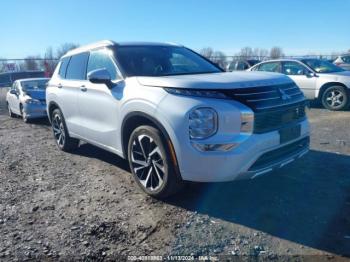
[6,78,49,122]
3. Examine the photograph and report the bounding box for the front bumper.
[177,119,310,182]
[23,103,47,119]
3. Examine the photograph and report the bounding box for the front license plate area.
[279,124,301,144]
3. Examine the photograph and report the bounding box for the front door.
[77,48,124,150]
[282,61,316,99]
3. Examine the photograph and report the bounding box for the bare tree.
[199,47,214,59]
[254,48,268,60]
[211,51,227,69]
[41,47,58,76]
[56,43,79,59]
[23,56,39,70]
[237,47,254,59]
[270,47,284,59]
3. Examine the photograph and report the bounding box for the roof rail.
[62,40,117,58]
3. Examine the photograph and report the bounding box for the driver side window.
[282,62,307,75]
[87,49,119,81]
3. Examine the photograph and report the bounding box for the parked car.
[6,78,49,122]
[227,59,260,71]
[249,58,350,110]
[333,54,350,71]
[46,40,309,198]
[0,71,45,88]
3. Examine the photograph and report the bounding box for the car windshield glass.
[21,79,48,92]
[114,46,222,77]
[301,59,344,73]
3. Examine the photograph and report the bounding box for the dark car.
[226,59,260,71]
[0,71,45,88]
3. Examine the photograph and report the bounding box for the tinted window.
[65,52,89,80]
[114,46,222,77]
[58,57,70,78]
[237,61,248,70]
[258,62,280,72]
[87,49,118,80]
[282,62,306,75]
[11,72,45,82]
[301,59,344,73]
[342,56,350,63]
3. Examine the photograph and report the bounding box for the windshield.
[301,59,344,73]
[114,46,222,77]
[21,79,48,92]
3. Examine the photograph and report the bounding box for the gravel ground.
[0,87,350,261]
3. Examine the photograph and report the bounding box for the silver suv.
[46,40,310,198]
[249,58,350,110]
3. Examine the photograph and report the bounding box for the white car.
[334,54,350,71]
[46,40,310,198]
[6,78,49,122]
[249,58,350,110]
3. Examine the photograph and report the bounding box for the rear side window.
[65,52,89,80]
[58,57,70,78]
[258,62,281,73]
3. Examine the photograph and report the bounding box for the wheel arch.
[121,111,181,179]
[47,101,61,122]
[317,82,349,101]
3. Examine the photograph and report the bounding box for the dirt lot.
[0,87,350,260]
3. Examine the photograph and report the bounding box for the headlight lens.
[25,98,41,104]
[165,88,228,99]
[189,107,218,139]
[240,110,254,133]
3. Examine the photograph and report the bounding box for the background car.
[6,78,49,122]
[226,59,260,71]
[0,71,45,88]
[249,58,350,110]
[333,54,350,71]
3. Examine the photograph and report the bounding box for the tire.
[20,104,29,123]
[51,108,79,152]
[7,102,15,118]
[127,125,183,198]
[321,86,349,111]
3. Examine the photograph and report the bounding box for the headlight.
[165,88,228,99]
[189,107,218,139]
[240,110,254,133]
[25,98,41,104]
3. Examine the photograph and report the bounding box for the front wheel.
[51,108,79,152]
[7,102,15,118]
[127,125,183,198]
[321,86,349,111]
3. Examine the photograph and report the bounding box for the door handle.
[80,85,87,92]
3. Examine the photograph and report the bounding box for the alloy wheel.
[130,134,165,191]
[325,90,344,108]
[52,114,66,147]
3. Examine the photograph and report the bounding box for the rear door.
[281,61,316,99]
[58,53,89,136]
[77,48,123,149]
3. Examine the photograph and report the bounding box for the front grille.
[223,82,305,111]
[223,82,307,134]
[254,102,306,133]
[249,137,309,171]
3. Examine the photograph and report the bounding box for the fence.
[0,54,338,74]
[0,58,59,76]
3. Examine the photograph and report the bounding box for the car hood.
[136,72,292,90]
[319,70,350,80]
[25,90,46,101]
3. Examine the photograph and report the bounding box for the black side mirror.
[305,71,316,78]
[87,68,113,89]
